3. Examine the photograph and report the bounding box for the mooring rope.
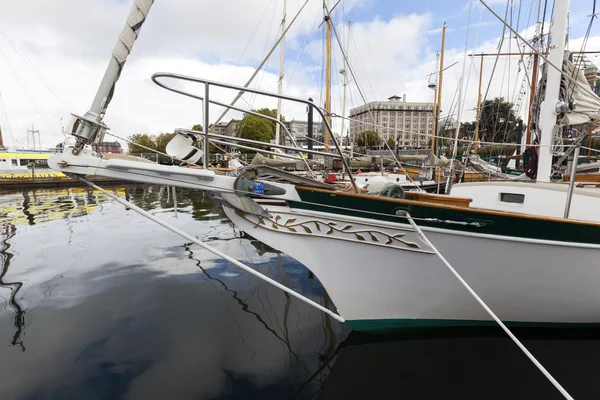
[76,176,345,323]
[402,211,574,400]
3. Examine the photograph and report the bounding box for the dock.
[0,176,129,190]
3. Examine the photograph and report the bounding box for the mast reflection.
[0,224,26,351]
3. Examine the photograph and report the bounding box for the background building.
[225,119,241,137]
[92,141,122,154]
[349,95,434,148]
[284,119,323,148]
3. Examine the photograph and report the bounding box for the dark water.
[0,186,599,400]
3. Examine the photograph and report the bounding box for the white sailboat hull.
[225,204,600,329]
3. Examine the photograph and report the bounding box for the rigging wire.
[104,131,244,166]
[564,0,596,101]
[348,27,377,101]
[284,10,321,93]
[0,27,74,112]
[210,0,275,118]
[479,0,511,143]
[446,0,474,192]
[0,91,18,146]
[237,2,279,139]
[0,45,64,142]
[324,3,416,183]
[335,112,600,154]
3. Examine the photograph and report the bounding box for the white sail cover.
[113,0,154,64]
[562,57,600,125]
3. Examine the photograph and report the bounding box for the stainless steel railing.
[151,72,358,193]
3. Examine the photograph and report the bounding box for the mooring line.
[77,177,345,323]
[402,211,574,400]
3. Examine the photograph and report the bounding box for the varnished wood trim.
[563,173,600,182]
[295,185,600,228]
[405,191,472,208]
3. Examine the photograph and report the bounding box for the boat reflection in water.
[0,186,350,399]
[1,185,599,399]
[317,327,600,399]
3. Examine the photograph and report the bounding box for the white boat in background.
[0,149,64,178]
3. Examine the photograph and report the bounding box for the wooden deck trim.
[294,185,600,228]
[562,173,600,183]
[404,191,472,208]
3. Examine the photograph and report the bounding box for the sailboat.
[49,0,600,330]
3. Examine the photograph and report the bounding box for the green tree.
[385,136,396,150]
[478,97,518,143]
[155,133,176,154]
[355,130,381,149]
[237,109,284,150]
[254,108,284,138]
[191,124,203,132]
[127,133,156,154]
[459,121,476,137]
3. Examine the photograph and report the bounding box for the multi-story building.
[225,119,241,137]
[215,117,323,148]
[92,141,122,154]
[349,95,434,148]
[284,119,324,148]
[210,122,228,135]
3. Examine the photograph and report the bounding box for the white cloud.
[0,0,597,149]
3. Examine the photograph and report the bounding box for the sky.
[0,0,598,149]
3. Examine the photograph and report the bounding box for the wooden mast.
[431,52,440,153]
[474,55,484,152]
[275,0,287,146]
[525,0,543,146]
[324,3,332,152]
[340,21,351,148]
[433,22,447,154]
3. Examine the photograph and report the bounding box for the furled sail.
[531,53,600,132]
[251,153,299,168]
[561,56,600,125]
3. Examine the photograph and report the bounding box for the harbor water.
[0,186,599,399]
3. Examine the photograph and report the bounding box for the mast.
[340,21,351,149]
[275,0,287,146]
[431,52,440,151]
[474,55,484,152]
[433,22,447,153]
[71,0,154,154]
[324,1,332,152]
[525,0,543,146]
[536,0,570,182]
[27,125,39,150]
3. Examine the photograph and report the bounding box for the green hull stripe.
[292,188,600,245]
[347,318,600,331]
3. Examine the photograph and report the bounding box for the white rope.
[78,177,345,323]
[402,211,574,400]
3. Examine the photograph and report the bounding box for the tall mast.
[71,0,154,154]
[275,0,287,146]
[537,0,570,182]
[432,22,447,153]
[525,0,543,146]
[324,1,332,152]
[340,21,351,147]
[431,52,440,150]
[474,55,484,152]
